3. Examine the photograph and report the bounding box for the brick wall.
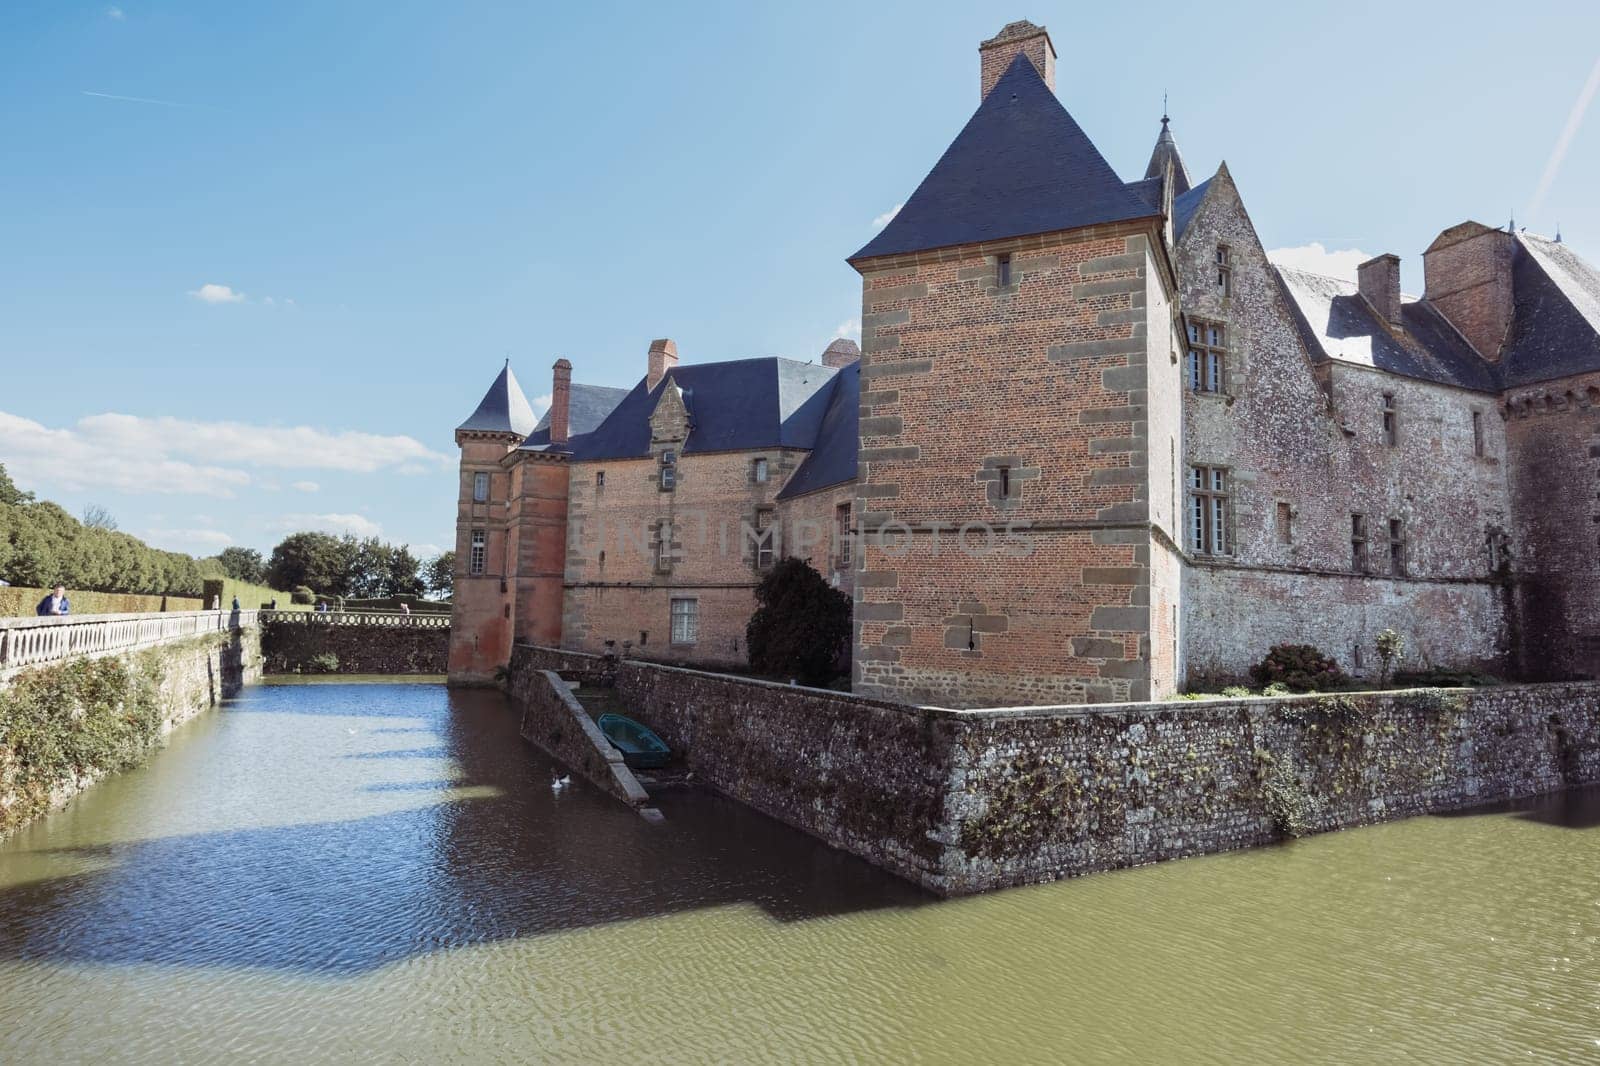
[851,224,1173,707]
[1503,372,1600,679]
[448,432,522,682]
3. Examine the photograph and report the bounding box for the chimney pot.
[1357,254,1403,326]
[647,338,679,391]
[549,358,573,444]
[978,20,1056,99]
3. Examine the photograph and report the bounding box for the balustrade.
[0,610,259,677]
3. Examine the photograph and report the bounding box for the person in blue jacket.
[35,584,69,616]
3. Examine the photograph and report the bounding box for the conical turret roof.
[457,361,537,437]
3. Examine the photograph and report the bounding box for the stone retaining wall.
[261,615,449,674]
[1,625,262,837]
[509,643,1600,895]
[506,667,649,808]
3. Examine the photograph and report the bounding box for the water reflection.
[0,682,1595,1064]
[0,685,926,979]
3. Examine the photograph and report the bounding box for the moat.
[0,681,1595,1063]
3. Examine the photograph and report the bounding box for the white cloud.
[833,318,861,341]
[0,411,450,501]
[143,528,234,552]
[0,412,252,498]
[531,393,552,417]
[74,413,450,473]
[411,543,445,559]
[106,6,125,19]
[871,203,903,229]
[290,480,320,493]
[277,512,383,538]
[1266,242,1374,284]
[189,283,246,304]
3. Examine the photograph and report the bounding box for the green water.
[0,681,1595,1064]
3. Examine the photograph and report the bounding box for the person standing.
[35,584,70,616]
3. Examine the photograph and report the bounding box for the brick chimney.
[1422,222,1517,361]
[822,338,860,369]
[979,20,1055,99]
[647,338,678,391]
[1357,254,1403,326]
[549,358,572,444]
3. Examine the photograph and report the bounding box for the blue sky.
[2,1,1597,562]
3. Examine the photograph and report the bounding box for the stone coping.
[516,644,1600,720]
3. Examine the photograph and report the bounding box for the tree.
[0,463,33,506]
[424,551,455,599]
[216,547,266,583]
[81,503,118,531]
[1375,628,1405,687]
[386,544,425,597]
[745,558,852,687]
[265,532,356,596]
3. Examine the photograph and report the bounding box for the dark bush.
[1249,643,1349,692]
[290,585,315,605]
[745,558,851,688]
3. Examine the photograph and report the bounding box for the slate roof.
[457,363,538,437]
[777,360,859,499]
[566,357,840,462]
[1274,266,1500,392]
[851,53,1158,262]
[1499,232,1600,386]
[518,382,632,452]
[1172,177,1211,241]
[1143,116,1192,196]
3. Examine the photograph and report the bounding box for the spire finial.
[1161,91,1169,124]
[1556,222,1563,243]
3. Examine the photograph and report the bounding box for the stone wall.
[1174,167,1512,684]
[1502,370,1600,681]
[261,617,449,675]
[1,625,262,837]
[510,643,1600,896]
[505,666,648,808]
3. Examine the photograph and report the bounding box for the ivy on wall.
[0,653,166,835]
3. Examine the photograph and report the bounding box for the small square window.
[1472,411,1485,457]
[1351,514,1368,572]
[472,471,490,502]
[1275,501,1293,544]
[1216,245,1232,297]
[755,508,776,569]
[660,465,676,491]
[997,253,1012,287]
[596,470,606,490]
[753,457,769,483]
[1382,395,1398,447]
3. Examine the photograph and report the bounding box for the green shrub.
[1262,682,1292,696]
[1249,644,1349,692]
[291,586,315,605]
[1375,628,1404,686]
[745,558,851,687]
[1261,760,1311,838]
[1221,685,1252,698]
[309,652,340,673]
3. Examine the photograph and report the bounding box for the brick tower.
[448,361,538,684]
[846,23,1184,707]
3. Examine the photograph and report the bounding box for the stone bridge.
[258,610,451,675]
[0,609,262,681]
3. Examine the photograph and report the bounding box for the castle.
[449,21,1600,707]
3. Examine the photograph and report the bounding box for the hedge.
[0,586,203,618]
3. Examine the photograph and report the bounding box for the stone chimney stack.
[978,20,1056,99]
[1357,254,1403,326]
[647,339,679,391]
[822,338,861,369]
[549,358,572,444]
[1422,222,1517,361]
